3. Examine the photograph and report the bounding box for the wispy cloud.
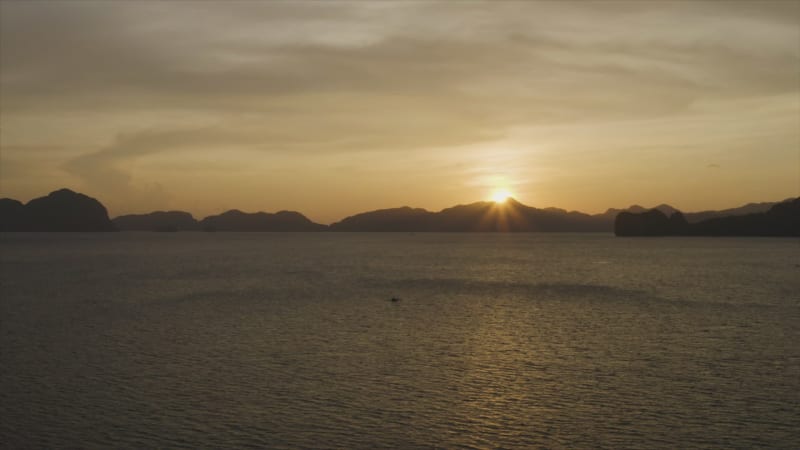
[1,1,797,216]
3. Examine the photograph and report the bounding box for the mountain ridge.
[615,199,799,237]
[0,188,116,231]
[1,188,796,233]
[198,209,327,232]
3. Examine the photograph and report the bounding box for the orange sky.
[1,1,798,223]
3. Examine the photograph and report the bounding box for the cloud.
[60,128,242,209]
[63,129,205,189]
[3,1,797,118]
[1,1,798,215]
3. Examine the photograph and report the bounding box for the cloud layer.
[1,1,798,221]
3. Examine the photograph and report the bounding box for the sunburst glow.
[490,189,512,204]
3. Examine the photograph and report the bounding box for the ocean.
[1,232,798,448]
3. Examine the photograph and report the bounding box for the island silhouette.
[0,188,116,232]
[615,199,800,237]
[0,188,797,236]
[199,209,327,232]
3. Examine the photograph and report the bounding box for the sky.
[1,1,798,223]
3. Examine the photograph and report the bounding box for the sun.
[490,189,512,204]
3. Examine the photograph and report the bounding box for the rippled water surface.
[1,233,799,448]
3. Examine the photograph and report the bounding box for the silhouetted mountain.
[603,201,785,224]
[683,200,784,223]
[687,198,800,236]
[330,198,609,232]
[434,199,609,231]
[114,211,199,231]
[653,204,680,217]
[3,188,794,234]
[668,211,690,235]
[600,204,673,220]
[615,209,676,236]
[433,201,504,231]
[330,207,435,231]
[615,198,799,236]
[0,189,116,232]
[0,198,26,231]
[199,209,326,231]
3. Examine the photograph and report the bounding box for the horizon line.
[3,188,796,226]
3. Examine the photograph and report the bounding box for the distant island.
[615,199,799,237]
[0,189,116,232]
[1,188,797,236]
[199,210,327,232]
